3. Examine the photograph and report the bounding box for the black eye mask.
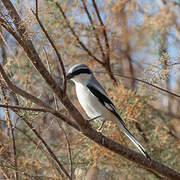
[67,68,91,79]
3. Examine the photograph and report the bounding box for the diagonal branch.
[14,126,63,175]
[90,0,117,83]
[0,87,18,180]
[91,0,110,64]
[56,2,117,83]
[44,47,73,178]
[94,71,180,98]
[0,65,51,109]
[56,2,103,65]
[13,110,70,179]
[32,0,67,96]
[1,0,88,131]
[0,63,79,130]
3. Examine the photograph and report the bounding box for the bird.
[67,64,150,159]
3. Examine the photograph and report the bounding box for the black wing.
[87,83,124,123]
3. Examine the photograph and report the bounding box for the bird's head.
[66,64,93,84]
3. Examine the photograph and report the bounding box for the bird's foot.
[88,115,101,122]
[97,121,105,132]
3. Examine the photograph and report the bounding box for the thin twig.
[43,47,60,110]
[0,87,18,180]
[35,0,38,17]
[0,64,51,109]
[91,0,117,83]
[56,2,103,65]
[44,48,73,178]
[91,0,110,64]
[0,118,63,176]
[81,0,106,61]
[95,71,180,98]
[15,122,64,175]
[57,121,73,178]
[0,63,79,132]
[0,104,51,112]
[32,3,67,97]
[14,110,71,179]
[167,62,180,66]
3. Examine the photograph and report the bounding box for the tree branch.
[56,2,104,65]
[0,87,18,180]
[44,46,73,178]
[13,110,70,179]
[91,0,110,64]
[0,104,51,112]
[33,0,67,96]
[56,2,117,83]
[81,0,106,61]
[0,63,79,131]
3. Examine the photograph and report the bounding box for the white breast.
[75,83,104,120]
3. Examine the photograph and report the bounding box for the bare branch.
[56,2,104,65]
[167,62,180,66]
[35,0,38,17]
[91,0,110,64]
[0,87,18,180]
[15,126,64,175]
[114,72,180,98]
[0,104,51,112]
[94,71,180,98]
[44,48,73,178]
[90,0,117,83]
[57,121,73,178]
[81,0,106,61]
[56,2,117,83]
[0,63,79,130]
[0,65,51,109]
[13,110,70,179]
[32,3,67,96]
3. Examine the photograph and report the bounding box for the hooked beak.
[66,73,73,80]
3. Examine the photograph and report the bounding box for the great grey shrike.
[67,64,150,159]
